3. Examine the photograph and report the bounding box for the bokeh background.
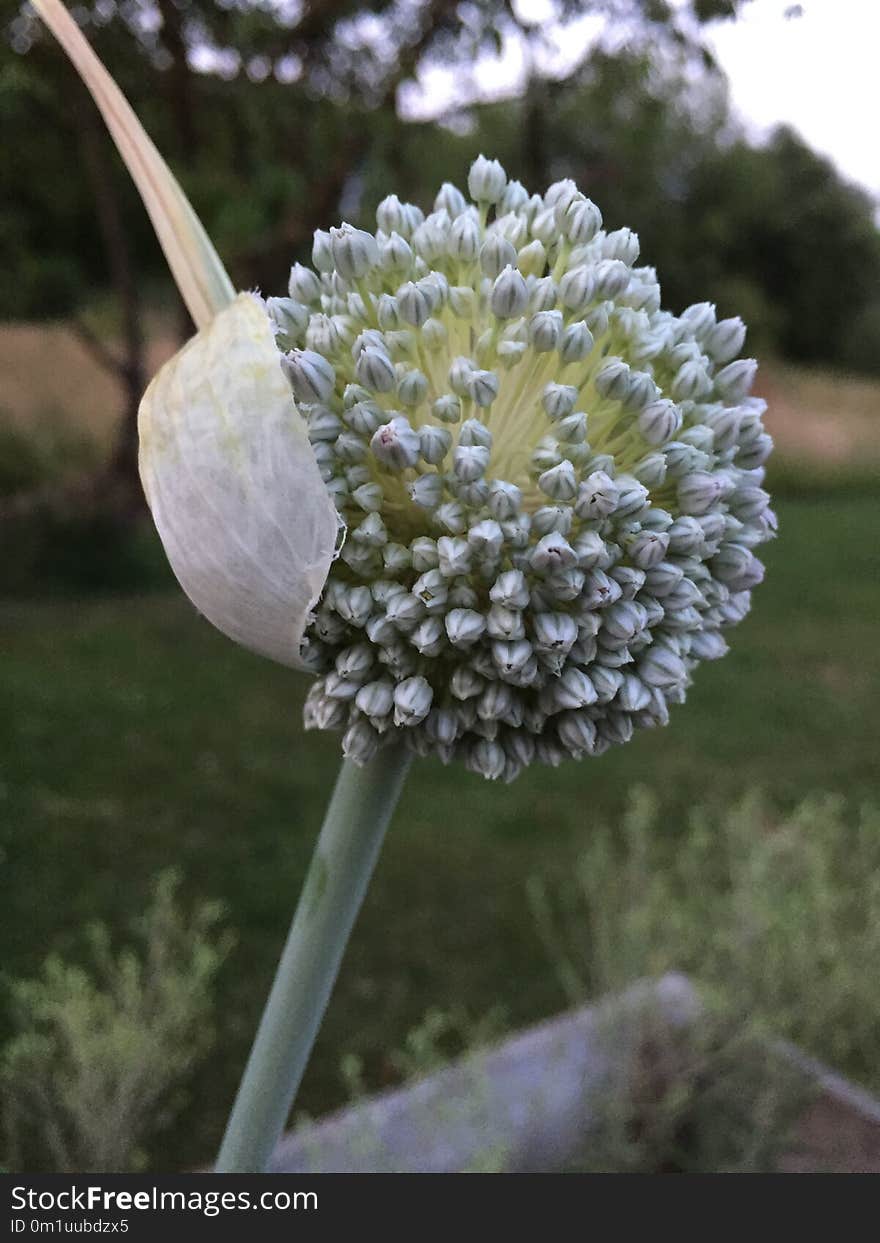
[1,0,878,1172]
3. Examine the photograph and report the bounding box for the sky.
[401,0,880,206]
[707,0,879,202]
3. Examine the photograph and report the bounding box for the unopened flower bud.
[551,666,598,710]
[484,596,523,638]
[516,239,546,277]
[574,471,619,520]
[448,355,474,396]
[449,285,476,318]
[446,608,487,647]
[267,296,308,342]
[353,680,395,730]
[288,262,321,303]
[435,181,467,218]
[690,629,729,661]
[613,477,649,519]
[466,737,506,780]
[638,644,687,688]
[533,611,578,654]
[664,441,710,478]
[352,512,387,547]
[468,155,507,203]
[715,358,757,401]
[529,277,557,312]
[557,710,598,756]
[627,529,670,569]
[283,349,336,403]
[393,675,433,726]
[376,195,406,234]
[730,484,770,522]
[560,260,597,310]
[409,474,444,510]
[530,532,578,574]
[617,673,651,713]
[312,577,353,622]
[564,197,602,244]
[672,359,712,402]
[632,453,667,488]
[538,460,577,501]
[312,229,333,271]
[380,232,413,273]
[370,416,420,468]
[480,234,517,278]
[529,204,558,244]
[396,281,432,328]
[706,316,746,363]
[330,223,379,280]
[711,543,764,591]
[542,383,578,421]
[736,432,773,469]
[595,357,632,403]
[468,369,499,407]
[435,535,471,577]
[666,516,705,554]
[413,211,451,263]
[681,301,716,338]
[497,179,528,213]
[383,544,411,574]
[529,310,563,352]
[491,265,528,319]
[419,425,452,465]
[560,322,594,364]
[398,369,429,407]
[410,615,446,656]
[593,259,629,298]
[677,471,723,516]
[602,228,639,265]
[638,399,682,446]
[434,500,467,534]
[356,346,397,392]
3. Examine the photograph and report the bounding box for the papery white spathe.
[34,0,340,669]
[140,294,340,668]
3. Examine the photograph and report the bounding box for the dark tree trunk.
[83,1,199,519]
[522,70,550,192]
[155,0,198,344]
[155,0,199,158]
[72,92,148,520]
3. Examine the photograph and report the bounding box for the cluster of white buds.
[269,156,775,780]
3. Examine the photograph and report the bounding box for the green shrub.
[1,870,234,1172]
[530,790,880,1091]
[572,1000,811,1173]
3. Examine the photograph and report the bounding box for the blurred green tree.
[687,128,880,371]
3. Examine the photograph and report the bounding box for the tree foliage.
[2,0,878,377]
[1,0,748,310]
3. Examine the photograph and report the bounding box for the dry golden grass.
[0,321,878,469]
[0,321,177,457]
[756,361,880,467]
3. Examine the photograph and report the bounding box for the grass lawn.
[1,493,878,1169]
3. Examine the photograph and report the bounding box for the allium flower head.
[290,158,776,779]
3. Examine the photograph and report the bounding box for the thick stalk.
[215,742,412,1173]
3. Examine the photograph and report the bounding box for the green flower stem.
[215,741,412,1173]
